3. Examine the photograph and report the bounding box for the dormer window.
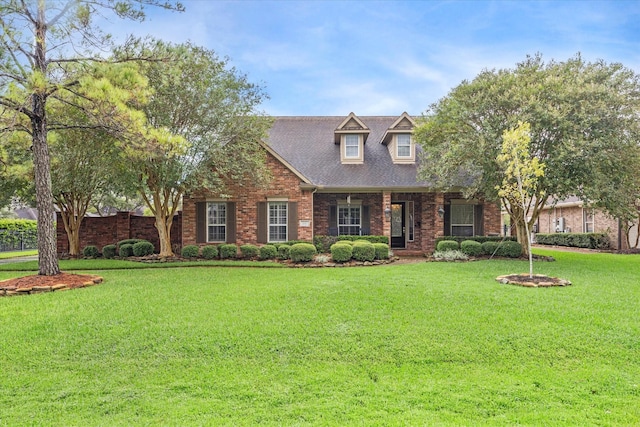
[345,134,360,158]
[381,112,416,164]
[335,113,369,165]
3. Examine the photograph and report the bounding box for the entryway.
[391,202,406,249]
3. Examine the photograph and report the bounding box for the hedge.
[219,244,238,259]
[435,235,516,245]
[0,219,37,251]
[259,245,277,260]
[119,244,134,258]
[277,244,291,260]
[535,233,610,249]
[181,245,199,258]
[102,244,117,259]
[330,243,353,263]
[460,240,483,257]
[82,245,99,258]
[352,242,375,262]
[240,244,259,259]
[436,240,459,252]
[202,245,219,260]
[373,243,390,260]
[133,241,155,257]
[290,243,317,263]
[313,235,389,253]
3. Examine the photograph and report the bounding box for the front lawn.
[1,250,639,425]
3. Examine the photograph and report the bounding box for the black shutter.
[227,202,236,243]
[474,204,484,236]
[288,202,298,241]
[257,202,267,243]
[196,202,206,243]
[361,205,370,235]
[443,204,451,236]
[329,205,338,236]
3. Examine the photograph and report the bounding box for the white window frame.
[397,134,411,158]
[207,202,227,242]
[344,134,360,159]
[584,209,595,233]
[338,204,361,236]
[268,202,288,243]
[451,204,474,237]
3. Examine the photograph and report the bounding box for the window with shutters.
[207,202,226,242]
[451,204,474,236]
[268,202,288,242]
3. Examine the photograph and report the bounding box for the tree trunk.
[59,210,82,257]
[31,1,60,276]
[155,214,174,257]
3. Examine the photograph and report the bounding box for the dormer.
[335,112,370,164]
[381,112,416,164]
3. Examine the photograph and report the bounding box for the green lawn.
[1,250,639,425]
[0,249,37,260]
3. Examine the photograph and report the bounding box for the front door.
[391,202,405,248]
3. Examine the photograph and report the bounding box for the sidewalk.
[0,255,38,265]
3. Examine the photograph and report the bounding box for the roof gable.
[381,112,416,145]
[334,112,371,144]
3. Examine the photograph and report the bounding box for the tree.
[497,122,544,274]
[0,0,183,275]
[118,41,272,257]
[415,54,640,253]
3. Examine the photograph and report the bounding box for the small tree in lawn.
[497,122,545,277]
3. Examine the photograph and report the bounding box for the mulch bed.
[0,273,103,296]
[496,274,571,288]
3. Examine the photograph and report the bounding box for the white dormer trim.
[334,112,370,144]
[381,112,416,164]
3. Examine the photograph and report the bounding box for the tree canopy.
[414,54,640,246]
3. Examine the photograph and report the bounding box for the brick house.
[182,113,501,255]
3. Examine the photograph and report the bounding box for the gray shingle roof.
[267,116,428,189]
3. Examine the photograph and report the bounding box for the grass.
[0,249,37,260]
[1,250,639,425]
[0,258,284,271]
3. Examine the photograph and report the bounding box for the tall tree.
[118,41,272,257]
[415,54,640,251]
[0,0,183,275]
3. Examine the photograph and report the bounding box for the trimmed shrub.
[240,244,259,259]
[436,236,517,245]
[352,241,375,262]
[289,243,317,263]
[481,241,500,256]
[259,245,277,260]
[337,240,354,246]
[201,245,218,260]
[436,240,459,252]
[133,241,155,257]
[535,232,610,249]
[181,245,200,258]
[82,245,99,258]
[0,219,37,251]
[117,238,147,248]
[331,243,353,263]
[460,240,483,257]
[119,243,134,258]
[219,244,238,259]
[102,244,117,259]
[277,244,291,260]
[373,243,390,260]
[496,241,523,258]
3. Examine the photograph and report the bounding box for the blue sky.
[112,0,640,116]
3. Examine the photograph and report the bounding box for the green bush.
[201,245,218,260]
[373,243,390,260]
[259,245,277,260]
[240,244,259,259]
[535,232,610,249]
[437,240,459,252]
[330,243,353,263]
[119,243,134,258]
[117,238,147,248]
[82,245,99,258]
[481,241,500,256]
[314,235,389,252]
[219,244,238,259]
[337,240,354,246]
[102,244,117,259]
[133,241,155,257]
[352,242,375,262]
[436,236,516,245]
[496,241,523,258]
[0,219,37,250]
[460,240,483,257]
[277,244,290,260]
[181,245,200,258]
[433,250,469,261]
[289,243,317,263]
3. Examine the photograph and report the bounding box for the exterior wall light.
[437,206,445,219]
[384,204,391,221]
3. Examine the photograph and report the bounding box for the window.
[338,205,361,235]
[345,134,359,158]
[408,201,415,242]
[397,134,411,157]
[584,209,594,233]
[451,204,474,236]
[269,202,288,242]
[207,202,226,242]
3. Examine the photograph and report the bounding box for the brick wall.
[537,206,620,248]
[56,212,182,254]
[183,150,313,246]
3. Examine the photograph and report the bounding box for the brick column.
[115,212,131,243]
[382,191,391,244]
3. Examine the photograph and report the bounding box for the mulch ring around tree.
[496,274,571,288]
[0,273,103,297]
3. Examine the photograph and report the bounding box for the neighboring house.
[182,113,501,255]
[536,196,637,250]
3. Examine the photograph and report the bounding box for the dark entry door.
[391,202,405,248]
